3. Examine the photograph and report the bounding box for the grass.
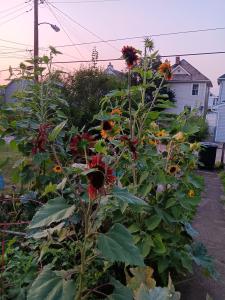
[0,143,21,190]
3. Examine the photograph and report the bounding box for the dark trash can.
[198,142,218,170]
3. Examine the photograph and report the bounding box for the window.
[192,84,199,95]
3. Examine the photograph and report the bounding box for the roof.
[170,59,213,87]
[105,62,123,77]
[218,74,225,84]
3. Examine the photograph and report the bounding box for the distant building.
[208,93,219,110]
[105,62,124,77]
[0,79,30,104]
[167,57,212,115]
[218,73,225,104]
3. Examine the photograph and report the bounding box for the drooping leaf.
[27,266,76,300]
[29,197,75,229]
[97,223,144,266]
[108,278,133,300]
[112,187,148,206]
[49,120,67,142]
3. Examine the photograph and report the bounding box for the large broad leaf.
[29,197,75,229]
[108,278,133,300]
[27,266,76,300]
[112,187,148,206]
[135,285,180,300]
[97,223,144,266]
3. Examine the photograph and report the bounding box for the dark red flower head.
[87,155,115,200]
[70,133,95,157]
[32,123,50,155]
[120,135,138,160]
[122,46,139,69]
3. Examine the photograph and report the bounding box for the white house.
[167,57,212,115]
[218,74,225,104]
[0,79,30,104]
[208,93,219,110]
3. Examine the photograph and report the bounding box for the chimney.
[176,56,180,65]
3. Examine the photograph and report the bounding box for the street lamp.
[38,22,60,32]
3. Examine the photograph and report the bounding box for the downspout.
[203,82,210,119]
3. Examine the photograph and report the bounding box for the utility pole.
[34,0,39,81]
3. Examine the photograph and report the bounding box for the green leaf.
[145,215,162,231]
[135,285,180,300]
[27,266,76,300]
[108,278,133,300]
[42,182,57,197]
[112,187,148,206]
[97,223,144,266]
[29,197,75,229]
[153,235,166,254]
[49,120,67,142]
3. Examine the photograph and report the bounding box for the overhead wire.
[0,3,31,21]
[44,0,85,59]
[48,0,120,3]
[0,2,25,14]
[0,7,32,29]
[53,26,225,48]
[47,1,120,52]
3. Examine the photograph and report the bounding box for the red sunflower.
[122,46,139,69]
[87,155,115,200]
[70,132,95,157]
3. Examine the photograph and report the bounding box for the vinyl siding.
[215,105,225,142]
[218,81,225,104]
[167,82,207,114]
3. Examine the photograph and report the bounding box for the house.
[167,57,212,115]
[105,62,124,77]
[217,74,225,104]
[208,93,219,110]
[0,79,30,104]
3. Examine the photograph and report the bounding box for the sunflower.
[173,131,185,142]
[87,155,115,200]
[158,60,172,80]
[188,189,195,198]
[70,132,95,157]
[111,108,122,115]
[167,165,180,175]
[101,120,119,140]
[53,165,62,173]
[155,130,168,138]
[149,139,158,146]
[190,142,200,151]
[122,46,139,69]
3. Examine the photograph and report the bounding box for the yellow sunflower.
[167,165,180,175]
[188,189,195,198]
[149,139,158,146]
[173,131,185,142]
[156,130,168,138]
[111,108,122,115]
[53,165,62,173]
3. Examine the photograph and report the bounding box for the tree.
[63,67,125,129]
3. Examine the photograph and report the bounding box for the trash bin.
[198,142,218,170]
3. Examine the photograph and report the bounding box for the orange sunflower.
[53,165,62,173]
[158,60,172,80]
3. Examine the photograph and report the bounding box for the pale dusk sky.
[0,0,225,93]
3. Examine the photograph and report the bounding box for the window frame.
[192,84,199,96]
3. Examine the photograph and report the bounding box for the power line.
[0,2,25,14]
[48,0,120,3]
[51,50,225,64]
[48,2,120,52]
[0,37,32,47]
[0,8,32,28]
[44,0,84,58]
[52,26,225,48]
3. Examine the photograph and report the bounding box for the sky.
[0,0,225,94]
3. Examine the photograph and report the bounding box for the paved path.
[178,171,225,300]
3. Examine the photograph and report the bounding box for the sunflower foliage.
[0,41,216,300]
